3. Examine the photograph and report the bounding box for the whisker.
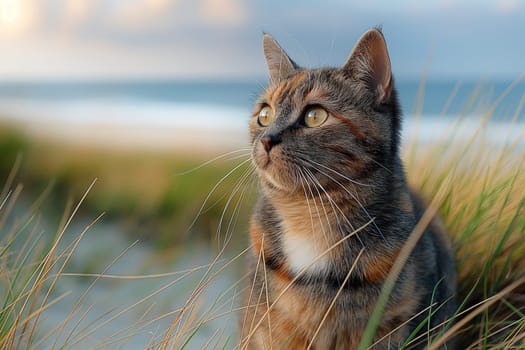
[366,156,392,174]
[307,157,373,188]
[303,167,347,231]
[298,167,331,248]
[303,167,366,247]
[175,148,252,175]
[219,167,257,248]
[187,157,253,233]
[216,167,255,245]
[297,168,317,240]
[293,155,386,242]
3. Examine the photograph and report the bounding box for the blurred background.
[0,0,524,348]
[1,0,525,236]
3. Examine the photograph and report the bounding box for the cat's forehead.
[261,68,336,107]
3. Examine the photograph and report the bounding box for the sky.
[0,0,523,81]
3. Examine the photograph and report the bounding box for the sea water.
[0,79,524,147]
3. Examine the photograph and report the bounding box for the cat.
[241,28,457,349]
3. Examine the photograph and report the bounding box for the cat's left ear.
[342,28,392,104]
[263,34,299,84]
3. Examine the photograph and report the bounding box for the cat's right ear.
[342,28,392,104]
[262,34,298,84]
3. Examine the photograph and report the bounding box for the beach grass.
[403,125,525,348]
[0,124,255,247]
[0,166,99,349]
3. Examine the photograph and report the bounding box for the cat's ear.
[262,34,298,84]
[342,28,392,104]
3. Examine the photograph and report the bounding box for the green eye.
[257,106,274,126]
[304,107,328,127]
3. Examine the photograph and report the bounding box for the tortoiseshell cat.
[241,29,457,349]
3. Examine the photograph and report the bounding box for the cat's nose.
[260,137,273,152]
[260,135,281,153]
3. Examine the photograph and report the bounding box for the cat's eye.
[304,107,328,127]
[257,106,274,127]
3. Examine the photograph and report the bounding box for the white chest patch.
[282,233,329,275]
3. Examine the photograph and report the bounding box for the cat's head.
[250,28,401,194]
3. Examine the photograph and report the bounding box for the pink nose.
[261,136,273,152]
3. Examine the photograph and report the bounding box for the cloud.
[497,0,520,13]
[0,0,524,80]
[199,0,246,26]
[0,0,38,37]
[106,0,177,30]
[64,0,94,23]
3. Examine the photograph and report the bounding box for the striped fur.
[241,29,457,349]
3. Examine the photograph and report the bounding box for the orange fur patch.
[303,87,330,103]
[363,248,400,284]
[250,218,293,282]
[272,264,293,282]
[331,111,366,140]
[249,218,263,256]
[268,71,307,105]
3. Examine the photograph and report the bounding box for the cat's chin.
[259,171,299,193]
[261,173,288,192]
[253,148,299,192]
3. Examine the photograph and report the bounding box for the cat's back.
[410,189,457,329]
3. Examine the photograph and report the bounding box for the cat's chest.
[279,214,334,275]
[281,233,329,275]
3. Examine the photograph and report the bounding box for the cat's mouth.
[252,144,272,170]
[253,148,299,192]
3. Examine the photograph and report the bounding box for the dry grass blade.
[307,248,364,349]
[157,245,252,349]
[22,179,98,349]
[428,277,525,350]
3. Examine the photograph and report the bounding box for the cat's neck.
[259,185,367,276]
[260,157,403,220]
[258,159,411,275]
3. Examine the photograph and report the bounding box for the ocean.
[0,79,524,148]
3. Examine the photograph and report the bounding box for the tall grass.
[405,122,525,347]
[0,169,245,349]
[0,158,99,349]
[359,82,525,348]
